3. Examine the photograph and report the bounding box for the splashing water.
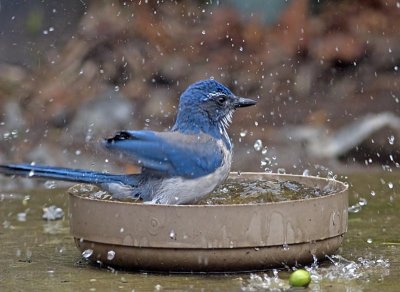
[199,179,336,205]
[241,255,390,291]
[254,139,263,151]
[82,249,93,259]
[277,168,286,174]
[348,198,367,213]
[261,147,268,155]
[75,178,337,205]
[44,181,57,189]
[107,250,116,261]
[42,205,64,220]
[17,212,27,222]
[315,255,390,281]
[242,272,289,291]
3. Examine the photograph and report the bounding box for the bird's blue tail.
[0,164,139,186]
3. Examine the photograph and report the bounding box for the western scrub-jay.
[0,79,256,204]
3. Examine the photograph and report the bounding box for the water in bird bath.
[200,178,336,205]
[72,178,336,204]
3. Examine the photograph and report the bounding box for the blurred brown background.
[0,0,399,182]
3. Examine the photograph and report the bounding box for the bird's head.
[174,79,257,138]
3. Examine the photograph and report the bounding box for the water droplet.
[22,195,31,206]
[359,198,367,206]
[327,171,337,180]
[82,249,93,259]
[120,227,124,233]
[348,204,362,213]
[367,238,373,244]
[370,190,376,196]
[254,139,262,151]
[44,181,57,189]
[261,147,268,155]
[388,135,395,145]
[272,269,279,277]
[240,130,247,137]
[49,27,54,32]
[43,30,48,35]
[201,30,206,35]
[169,230,176,240]
[388,182,393,189]
[17,212,27,222]
[302,169,310,176]
[107,250,116,260]
[114,85,120,92]
[42,205,64,220]
[28,170,35,177]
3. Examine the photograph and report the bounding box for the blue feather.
[0,164,139,185]
[103,130,223,178]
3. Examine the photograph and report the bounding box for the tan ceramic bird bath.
[68,172,348,272]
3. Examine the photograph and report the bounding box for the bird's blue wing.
[103,130,224,178]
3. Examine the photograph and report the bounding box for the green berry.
[289,269,311,287]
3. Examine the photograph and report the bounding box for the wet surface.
[0,172,399,291]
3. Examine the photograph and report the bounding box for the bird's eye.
[216,95,227,105]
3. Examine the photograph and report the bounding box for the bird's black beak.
[233,96,257,108]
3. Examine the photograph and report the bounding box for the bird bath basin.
[68,172,348,272]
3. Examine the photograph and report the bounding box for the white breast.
[152,140,232,204]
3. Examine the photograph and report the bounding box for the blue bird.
[0,80,256,204]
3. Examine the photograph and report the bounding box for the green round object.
[289,269,311,287]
